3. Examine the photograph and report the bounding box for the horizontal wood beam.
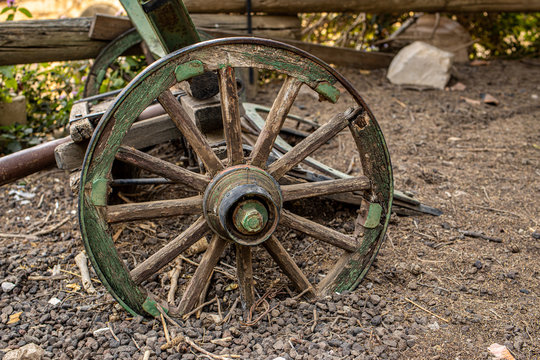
[0,17,105,66]
[181,0,540,14]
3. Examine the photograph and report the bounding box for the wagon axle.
[203,165,282,246]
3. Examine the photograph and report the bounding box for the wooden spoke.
[263,235,315,298]
[158,90,224,175]
[115,146,210,192]
[280,210,358,252]
[268,107,364,180]
[178,235,229,314]
[130,217,209,284]
[281,176,370,202]
[250,77,302,168]
[235,244,255,311]
[107,196,202,223]
[218,66,244,166]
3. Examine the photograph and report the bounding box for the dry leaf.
[66,283,81,292]
[7,311,23,325]
[224,283,238,291]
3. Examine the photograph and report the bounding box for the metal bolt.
[233,200,268,234]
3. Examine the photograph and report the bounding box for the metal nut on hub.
[233,200,269,234]
[203,165,282,246]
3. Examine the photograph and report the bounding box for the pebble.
[1,282,16,293]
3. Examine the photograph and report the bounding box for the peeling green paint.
[91,178,108,206]
[175,60,205,82]
[142,297,167,318]
[315,82,340,103]
[363,203,382,229]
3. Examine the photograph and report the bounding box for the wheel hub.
[203,165,282,246]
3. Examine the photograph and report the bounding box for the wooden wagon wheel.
[78,38,393,318]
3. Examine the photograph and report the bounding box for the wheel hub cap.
[203,165,282,246]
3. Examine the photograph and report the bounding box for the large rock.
[3,343,44,360]
[387,41,453,89]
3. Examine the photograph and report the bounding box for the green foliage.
[98,56,146,94]
[301,12,409,50]
[456,12,540,58]
[300,12,539,59]
[1,2,32,21]
[0,61,89,154]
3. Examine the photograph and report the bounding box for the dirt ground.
[0,59,539,360]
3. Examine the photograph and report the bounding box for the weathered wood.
[0,136,71,186]
[181,0,540,13]
[55,114,181,170]
[89,14,133,41]
[106,196,203,223]
[115,146,210,192]
[280,210,358,252]
[235,245,255,311]
[158,91,224,175]
[218,67,244,166]
[263,236,315,298]
[88,14,301,41]
[250,77,302,168]
[268,108,363,180]
[281,176,371,202]
[178,235,228,314]
[0,17,106,66]
[130,217,209,284]
[196,29,395,70]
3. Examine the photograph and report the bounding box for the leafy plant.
[1,0,32,21]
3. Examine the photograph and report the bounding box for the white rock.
[48,297,61,306]
[3,343,44,360]
[1,281,16,293]
[387,41,454,90]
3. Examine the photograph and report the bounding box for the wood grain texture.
[280,210,358,252]
[235,245,255,311]
[181,0,540,13]
[130,217,209,284]
[116,146,210,192]
[268,108,363,180]
[0,18,106,66]
[263,236,315,298]
[178,235,228,314]
[250,77,302,168]
[281,176,370,202]
[106,196,203,223]
[158,90,224,175]
[55,114,181,171]
[218,67,244,166]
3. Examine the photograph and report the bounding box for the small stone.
[387,41,454,89]
[369,295,381,306]
[370,315,382,326]
[510,244,521,253]
[48,298,61,306]
[2,282,16,293]
[532,231,540,240]
[273,340,284,351]
[519,289,530,294]
[4,343,44,360]
[473,260,483,269]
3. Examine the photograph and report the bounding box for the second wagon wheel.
[79,38,393,318]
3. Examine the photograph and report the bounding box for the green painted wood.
[332,117,393,292]
[142,0,201,53]
[315,82,340,103]
[119,0,167,58]
[79,38,392,317]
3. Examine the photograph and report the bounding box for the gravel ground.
[1,59,539,359]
